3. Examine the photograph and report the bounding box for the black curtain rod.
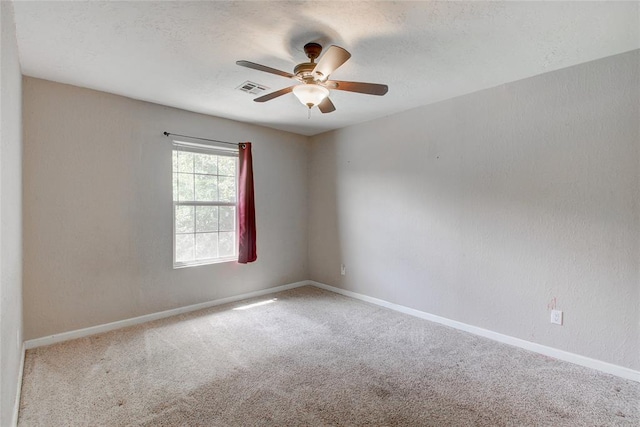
[163,131,241,147]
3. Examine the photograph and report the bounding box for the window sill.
[173,256,237,269]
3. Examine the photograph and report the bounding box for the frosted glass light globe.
[292,84,329,108]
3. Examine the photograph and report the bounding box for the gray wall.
[0,1,23,425]
[22,78,309,340]
[309,50,640,370]
[17,42,640,387]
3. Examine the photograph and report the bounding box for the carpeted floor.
[19,286,640,426]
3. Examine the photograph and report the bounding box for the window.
[172,141,238,267]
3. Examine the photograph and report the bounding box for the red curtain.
[238,143,257,263]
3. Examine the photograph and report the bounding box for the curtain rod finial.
[163,132,170,137]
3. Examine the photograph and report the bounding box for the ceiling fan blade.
[253,86,294,102]
[236,60,295,79]
[318,97,336,114]
[313,46,351,80]
[327,80,388,96]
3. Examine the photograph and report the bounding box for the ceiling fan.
[236,42,388,113]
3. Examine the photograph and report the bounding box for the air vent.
[236,81,269,95]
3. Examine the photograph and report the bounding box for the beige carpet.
[19,286,640,426]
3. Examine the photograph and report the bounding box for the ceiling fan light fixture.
[292,84,329,109]
[237,42,388,114]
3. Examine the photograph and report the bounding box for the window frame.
[172,139,239,268]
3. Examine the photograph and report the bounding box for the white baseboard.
[22,279,640,383]
[309,281,640,383]
[24,281,308,350]
[12,343,25,427]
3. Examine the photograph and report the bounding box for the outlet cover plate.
[551,309,563,325]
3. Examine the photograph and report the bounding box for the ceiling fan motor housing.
[294,62,317,82]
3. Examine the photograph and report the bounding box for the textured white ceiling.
[12,1,640,136]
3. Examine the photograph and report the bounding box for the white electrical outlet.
[550,309,563,325]
[340,264,346,276]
